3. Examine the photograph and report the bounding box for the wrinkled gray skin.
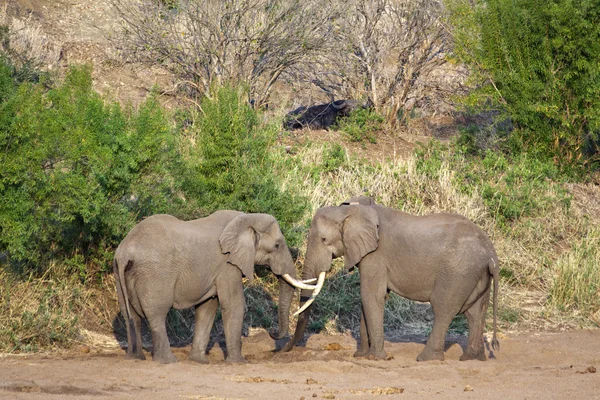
[114,211,296,364]
[285,196,499,362]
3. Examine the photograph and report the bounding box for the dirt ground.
[1,329,598,399]
[2,2,599,399]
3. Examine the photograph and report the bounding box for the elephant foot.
[416,348,444,362]
[152,351,177,364]
[189,351,210,364]
[365,350,389,360]
[225,355,248,364]
[460,350,487,361]
[125,352,146,361]
[353,350,368,358]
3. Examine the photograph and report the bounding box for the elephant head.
[283,200,379,351]
[219,213,314,340]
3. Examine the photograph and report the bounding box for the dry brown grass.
[288,145,600,332]
[0,3,59,70]
[0,266,117,352]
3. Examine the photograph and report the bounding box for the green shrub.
[179,86,308,246]
[416,141,571,227]
[0,65,308,279]
[448,0,600,170]
[0,63,180,277]
[322,143,348,173]
[335,108,383,143]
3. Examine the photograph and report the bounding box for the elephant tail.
[114,258,142,356]
[489,258,500,351]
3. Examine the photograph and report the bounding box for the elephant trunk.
[282,268,317,351]
[282,294,313,351]
[270,275,295,340]
[282,229,331,352]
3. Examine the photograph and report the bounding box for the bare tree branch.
[109,0,342,107]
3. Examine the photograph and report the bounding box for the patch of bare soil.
[1,329,599,399]
[7,0,174,107]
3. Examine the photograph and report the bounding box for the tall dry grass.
[0,267,116,352]
[285,144,600,333]
[0,4,59,71]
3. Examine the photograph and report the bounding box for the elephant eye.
[321,237,327,243]
[274,243,280,250]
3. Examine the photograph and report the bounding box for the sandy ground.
[1,329,598,400]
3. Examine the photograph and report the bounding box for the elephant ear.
[341,206,379,270]
[219,214,257,281]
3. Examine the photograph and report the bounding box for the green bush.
[0,63,179,277]
[322,143,348,173]
[334,108,383,143]
[416,141,571,227]
[448,0,600,169]
[179,86,308,245]
[0,63,308,279]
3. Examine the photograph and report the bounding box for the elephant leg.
[115,276,145,360]
[360,271,388,360]
[460,289,490,361]
[418,286,466,362]
[146,308,177,364]
[189,297,219,364]
[417,305,453,362]
[353,307,369,358]
[127,311,146,360]
[216,269,247,363]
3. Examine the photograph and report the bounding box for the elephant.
[113,211,316,364]
[285,196,499,362]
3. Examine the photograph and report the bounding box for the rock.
[324,343,341,351]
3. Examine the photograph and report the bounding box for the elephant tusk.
[293,272,326,316]
[302,278,318,284]
[282,274,318,290]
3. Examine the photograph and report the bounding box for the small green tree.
[180,86,308,245]
[448,0,600,169]
[0,64,307,278]
[0,63,180,276]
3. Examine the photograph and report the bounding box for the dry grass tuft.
[0,4,59,70]
[0,267,118,352]
[549,228,600,321]
[286,144,600,333]
[297,147,488,225]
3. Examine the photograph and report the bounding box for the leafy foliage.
[179,86,308,245]
[0,64,176,276]
[0,63,307,280]
[448,0,600,169]
[416,141,571,227]
[334,108,383,143]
